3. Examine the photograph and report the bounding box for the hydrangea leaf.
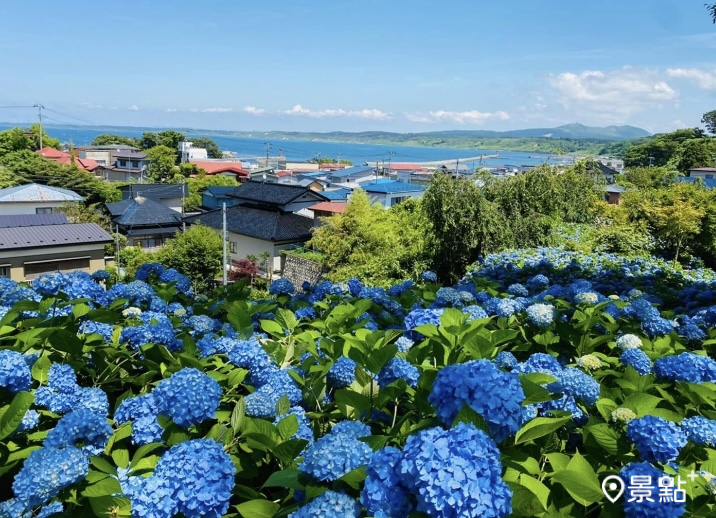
[88,496,131,517]
[236,499,280,518]
[0,391,34,440]
[261,469,303,490]
[622,392,662,417]
[82,477,122,498]
[551,469,604,506]
[30,354,51,383]
[515,416,571,445]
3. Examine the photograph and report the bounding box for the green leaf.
[365,344,398,374]
[520,377,556,406]
[334,390,371,414]
[273,439,309,466]
[451,404,491,436]
[622,392,661,417]
[595,398,618,422]
[83,477,123,498]
[515,416,571,445]
[90,456,117,475]
[276,414,299,441]
[585,423,622,456]
[261,319,285,337]
[262,469,303,490]
[551,470,604,506]
[73,303,92,319]
[231,397,246,436]
[236,499,280,518]
[0,391,34,440]
[30,354,51,383]
[88,496,132,517]
[112,447,130,469]
[276,394,291,417]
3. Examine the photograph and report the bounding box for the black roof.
[203,186,236,198]
[106,196,184,227]
[119,184,185,200]
[0,214,68,228]
[227,181,328,206]
[186,206,314,242]
[0,223,112,250]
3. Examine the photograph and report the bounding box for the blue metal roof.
[321,188,353,201]
[676,177,716,189]
[362,181,426,194]
[0,183,83,203]
[329,165,375,179]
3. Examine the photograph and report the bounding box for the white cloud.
[127,104,139,111]
[80,102,102,109]
[243,106,266,116]
[165,108,178,113]
[282,104,391,120]
[405,110,510,125]
[667,68,716,90]
[547,67,678,120]
[188,107,233,113]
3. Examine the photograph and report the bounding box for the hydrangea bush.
[2,248,716,516]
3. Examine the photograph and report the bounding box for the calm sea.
[0,124,565,169]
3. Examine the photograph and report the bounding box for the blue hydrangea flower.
[78,320,114,342]
[680,416,716,446]
[327,357,357,389]
[17,410,40,433]
[620,349,653,375]
[114,393,162,445]
[377,358,419,388]
[361,447,414,518]
[525,303,555,328]
[429,360,525,442]
[399,423,512,517]
[678,323,706,344]
[11,447,89,509]
[494,351,518,370]
[463,305,488,321]
[184,315,218,338]
[626,415,687,463]
[269,278,296,296]
[153,368,221,428]
[574,292,599,305]
[290,491,361,518]
[623,299,660,322]
[514,353,562,377]
[158,268,191,294]
[616,334,642,350]
[299,421,372,482]
[507,283,529,297]
[395,336,414,353]
[404,307,445,332]
[347,278,363,297]
[620,462,685,517]
[555,368,600,405]
[44,409,112,456]
[641,317,674,338]
[421,271,437,282]
[295,307,316,320]
[538,395,587,425]
[0,350,31,393]
[245,390,278,419]
[135,262,164,281]
[654,353,716,383]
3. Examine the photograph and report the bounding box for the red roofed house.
[37,147,99,173]
[190,160,250,181]
[310,201,347,219]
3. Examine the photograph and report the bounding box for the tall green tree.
[158,224,223,292]
[0,125,60,157]
[422,173,506,282]
[145,145,178,182]
[673,138,716,173]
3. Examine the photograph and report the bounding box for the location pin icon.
[602,475,625,503]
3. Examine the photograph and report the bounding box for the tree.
[673,138,716,173]
[145,145,178,182]
[708,2,716,23]
[0,125,60,157]
[187,137,222,159]
[620,166,676,189]
[307,190,427,286]
[158,224,223,292]
[91,134,141,148]
[422,173,506,282]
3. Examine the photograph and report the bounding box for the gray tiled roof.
[227,181,327,205]
[329,165,375,179]
[119,184,185,200]
[0,223,112,250]
[0,214,68,228]
[186,206,314,242]
[106,197,183,227]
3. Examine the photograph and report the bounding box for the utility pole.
[222,202,228,286]
[181,180,186,231]
[33,104,44,149]
[648,156,654,168]
[115,223,121,277]
[264,142,272,168]
[387,151,395,178]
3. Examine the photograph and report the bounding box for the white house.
[0,184,83,215]
[179,141,208,163]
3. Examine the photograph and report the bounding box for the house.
[0,183,84,215]
[226,181,329,214]
[327,165,376,185]
[603,185,625,205]
[37,147,99,173]
[688,167,716,179]
[76,145,150,182]
[310,201,347,219]
[0,222,112,281]
[598,157,624,172]
[586,160,620,184]
[179,141,208,163]
[190,160,249,181]
[201,186,241,211]
[675,177,716,189]
[361,181,426,208]
[186,206,315,273]
[105,196,183,250]
[320,188,353,202]
[118,184,185,214]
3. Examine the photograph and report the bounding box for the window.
[35,207,53,214]
[391,196,407,207]
[131,160,139,168]
[228,241,237,254]
[119,160,127,167]
[0,266,8,278]
[134,237,165,249]
[24,257,90,279]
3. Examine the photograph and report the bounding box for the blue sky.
[2,0,716,134]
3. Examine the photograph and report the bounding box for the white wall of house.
[0,202,68,215]
[216,230,306,272]
[80,150,112,166]
[690,170,716,179]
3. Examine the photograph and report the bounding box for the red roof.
[191,160,249,176]
[37,148,99,172]
[276,170,294,177]
[310,201,347,214]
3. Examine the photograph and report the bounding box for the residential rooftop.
[0,223,112,250]
[0,183,83,203]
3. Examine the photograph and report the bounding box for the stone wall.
[282,254,323,290]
